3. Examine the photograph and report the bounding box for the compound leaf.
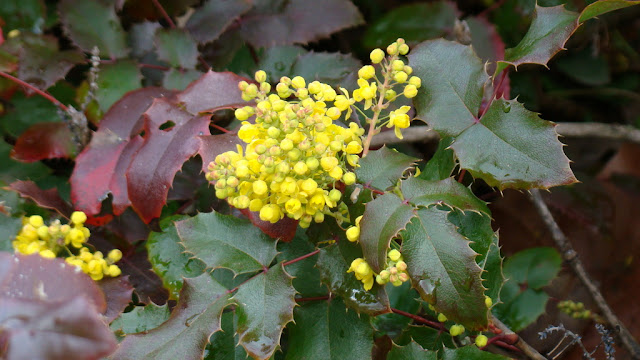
[401,207,487,329]
[400,176,490,215]
[356,146,419,191]
[418,137,456,181]
[110,303,171,335]
[286,298,374,360]
[176,210,278,274]
[154,28,198,69]
[233,264,296,360]
[94,60,142,113]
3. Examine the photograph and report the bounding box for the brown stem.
[390,308,445,330]
[283,249,320,267]
[362,63,392,157]
[0,71,68,111]
[529,190,640,359]
[491,315,546,360]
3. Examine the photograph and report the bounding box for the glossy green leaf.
[205,311,248,360]
[146,215,206,300]
[450,99,577,189]
[441,346,510,359]
[232,264,296,360]
[372,281,420,338]
[286,299,373,360]
[291,51,361,87]
[402,325,454,351]
[359,192,416,273]
[419,137,456,181]
[95,60,142,113]
[258,46,307,81]
[163,69,202,91]
[387,341,436,360]
[499,5,579,72]
[0,0,45,33]
[154,29,198,69]
[276,230,325,297]
[401,207,487,329]
[493,247,561,331]
[0,140,52,183]
[316,244,390,316]
[186,0,253,44]
[177,211,278,275]
[579,0,640,23]
[554,48,610,86]
[400,177,490,215]
[409,39,489,137]
[111,274,232,360]
[363,1,459,48]
[110,303,171,335]
[0,187,22,252]
[1,91,64,138]
[356,146,419,191]
[58,0,128,58]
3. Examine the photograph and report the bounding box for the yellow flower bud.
[108,264,122,277]
[343,172,356,185]
[485,296,493,308]
[398,43,409,55]
[252,180,268,196]
[249,198,263,212]
[345,141,363,154]
[321,156,339,171]
[358,65,375,80]
[255,70,267,83]
[370,48,385,64]
[306,157,320,171]
[475,334,488,348]
[393,71,408,83]
[291,76,306,89]
[71,211,87,225]
[301,179,318,194]
[437,313,447,322]
[409,76,421,88]
[235,108,250,121]
[392,60,404,71]
[29,215,44,228]
[40,249,56,259]
[346,226,360,242]
[294,162,308,175]
[449,324,465,336]
[108,249,123,262]
[328,189,341,202]
[329,166,343,180]
[403,85,418,98]
[388,249,401,261]
[387,43,399,55]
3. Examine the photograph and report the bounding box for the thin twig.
[282,249,320,267]
[491,315,547,360]
[390,308,445,330]
[530,190,640,359]
[0,71,68,111]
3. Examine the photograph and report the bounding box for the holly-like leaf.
[276,230,325,297]
[372,281,420,338]
[362,1,459,48]
[233,264,296,360]
[400,177,490,215]
[238,0,364,48]
[117,247,169,305]
[0,297,117,360]
[0,187,22,251]
[387,341,436,360]
[401,207,487,329]
[316,244,391,316]
[0,141,52,184]
[99,276,134,323]
[147,215,206,300]
[0,91,65,138]
[186,0,253,44]
[110,303,171,335]
[418,137,456,181]
[0,0,45,33]
[286,299,374,360]
[112,274,231,360]
[579,0,640,22]
[205,311,249,360]
[258,46,307,82]
[11,122,76,162]
[94,60,142,113]
[176,70,250,114]
[291,51,361,87]
[154,28,198,69]
[356,146,419,191]
[8,180,73,217]
[176,211,278,274]
[58,0,128,58]
[163,68,202,90]
[359,192,416,273]
[493,247,561,331]
[450,99,577,189]
[440,346,510,359]
[401,325,454,351]
[499,5,579,72]
[409,40,577,190]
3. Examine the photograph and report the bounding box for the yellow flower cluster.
[558,300,592,319]
[206,71,365,228]
[346,215,362,242]
[347,257,375,290]
[12,212,122,281]
[375,249,410,286]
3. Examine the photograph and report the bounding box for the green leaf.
[359,192,416,273]
[1,91,64,138]
[58,0,128,58]
[356,146,419,191]
[362,1,459,48]
[402,325,454,351]
[276,230,326,297]
[419,137,456,181]
[493,247,561,331]
[448,211,504,304]
[316,244,390,316]
[176,211,278,275]
[111,274,232,360]
[400,177,490,215]
[258,45,307,81]
[0,140,52,183]
[232,264,296,360]
[499,5,579,71]
[291,51,361,87]
[154,29,199,69]
[555,48,610,86]
[387,341,436,360]
[95,60,142,113]
[579,0,640,23]
[186,0,253,44]
[0,187,22,252]
[110,303,171,335]
[286,298,374,360]
[372,281,420,338]
[409,39,489,137]
[147,215,206,300]
[401,207,487,329]
[450,99,577,189]
[163,69,202,90]
[0,0,45,33]
[441,346,510,359]
[205,311,249,360]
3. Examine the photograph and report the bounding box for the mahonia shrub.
[2,0,638,359]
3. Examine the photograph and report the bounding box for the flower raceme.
[12,212,122,281]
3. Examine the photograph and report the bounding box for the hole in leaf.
[159,120,176,131]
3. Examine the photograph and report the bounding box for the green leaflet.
[286,299,373,360]
[356,146,419,191]
[400,176,490,215]
[419,137,456,181]
[387,341,437,360]
[154,29,199,69]
[110,303,171,336]
[401,207,487,329]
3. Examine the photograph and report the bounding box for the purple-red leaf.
[186,0,253,44]
[98,276,134,323]
[176,70,250,114]
[241,208,299,243]
[7,180,73,218]
[10,122,75,162]
[198,132,243,173]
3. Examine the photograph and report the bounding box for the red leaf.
[98,276,134,323]
[7,180,73,218]
[239,208,299,243]
[0,253,106,312]
[118,248,169,305]
[176,70,251,114]
[10,122,75,162]
[70,87,175,216]
[198,132,243,173]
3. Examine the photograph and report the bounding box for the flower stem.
[283,249,320,267]
[362,63,392,157]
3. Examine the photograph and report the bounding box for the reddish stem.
[151,0,176,28]
[139,63,171,71]
[210,123,230,133]
[362,183,385,195]
[296,295,331,302]
[283,249,320,267]
[0,71,68,111]
[457,169,466,183]
[391,308,445,331]
[477,0,508,18]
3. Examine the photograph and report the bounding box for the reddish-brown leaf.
[239,208,299,243]
[198,132,243,173]
[118,247,169,305]
[98,275,134,323]
[7,180,73,217]
[10,122,75,162]
[176,70,251,114]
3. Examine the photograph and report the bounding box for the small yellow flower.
[370,48,385,64]
[387,106,411,139]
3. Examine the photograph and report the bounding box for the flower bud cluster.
[206,71,365,228]
[347,257,375,290]
[375,249,410,286]
[12,212,122,281]
[558,300,592,319]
